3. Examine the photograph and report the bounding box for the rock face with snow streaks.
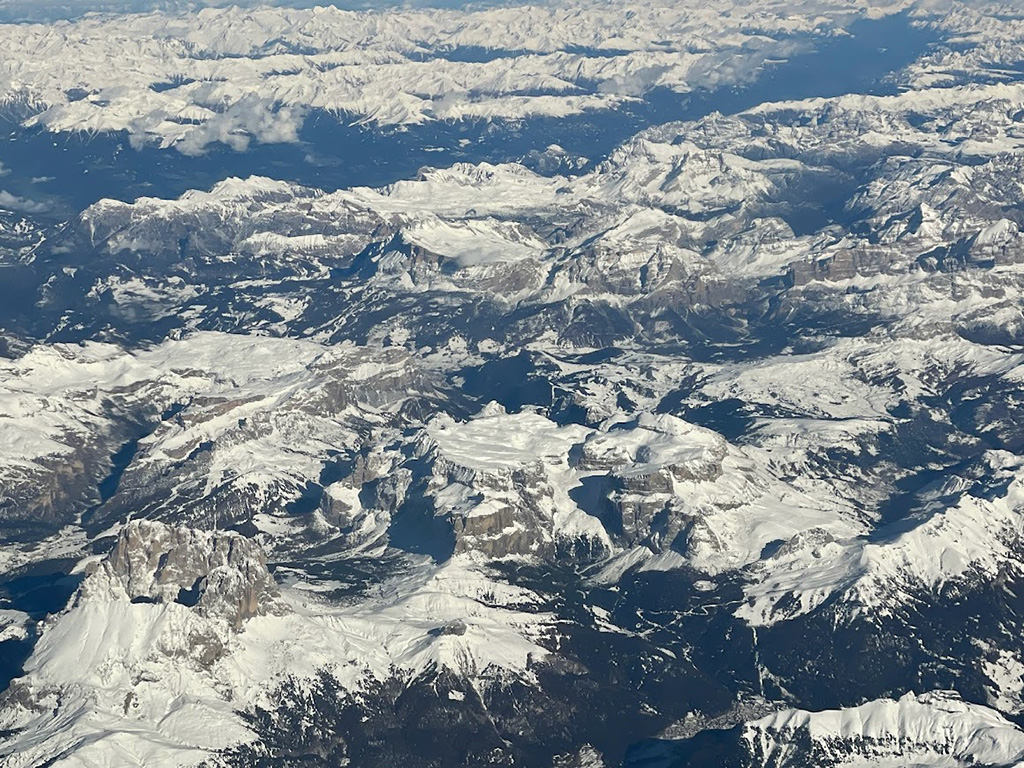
[7,1,1024,767]
[87,520,280,629]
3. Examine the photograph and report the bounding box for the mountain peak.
[84,519,281,629]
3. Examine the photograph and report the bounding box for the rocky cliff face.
[8,3,1024,766]
[82,520,280,630]
[0,519,286,766]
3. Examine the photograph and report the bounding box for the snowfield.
[0,0,918,151]
[5,0,1024,765]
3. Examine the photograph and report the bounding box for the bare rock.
[85,519,281,629]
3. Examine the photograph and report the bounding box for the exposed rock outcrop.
[82,519,281,629]
[579,414,730,552]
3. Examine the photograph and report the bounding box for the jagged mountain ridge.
[4,1,1024,766]
[0,0,915,150]
[21,69,1024,354]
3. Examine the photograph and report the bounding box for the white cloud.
[173,96,307,156]
[0,190,49,213]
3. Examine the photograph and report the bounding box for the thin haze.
[0,0,512,22]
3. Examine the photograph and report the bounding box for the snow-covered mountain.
[0,0,916,152]
[629,691,1024,767]
[4,0,1024,766]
